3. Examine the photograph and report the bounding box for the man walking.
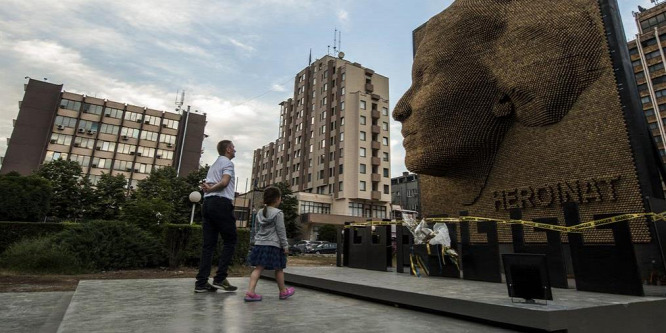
[195,140,239,293]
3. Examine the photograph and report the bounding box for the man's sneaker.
[212,279,238,292]
[279,287,295,300]
[244,292,263,302]
[194,283,217,293]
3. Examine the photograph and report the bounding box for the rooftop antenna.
[333,28,338,56]
[338,30,342,54]
[175,90,185,113]
[651,0,663,5]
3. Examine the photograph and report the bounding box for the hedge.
[0,222,73,254]
[165,224,251,268]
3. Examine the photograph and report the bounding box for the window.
[372,205,387,218]
[349,202,362,216]
[144,115,160,126]
[342,73,346,81]
[360,100,366,110]
[104,107,123,118]
[160,134,176,145]
[383,168,389,177]
[83,103,104,115]
[59,99,81,111]
[382,107,389,116]
[384,185,389,194]
[382,137,389,146]
[360,181,366,191]
[341,101,345,111]
[77,120,99,132]
[136,146,155,157]
[140,130,159,141]
[124,111,142,122]
[360,147,366,157]
[360,131,366,141]
[341,87,345,95]
[137,163,153,174]
[44,151,68,162]
[97,140,116,152]
[383,152,389,161]
[642,96,652,105]
[73,136,95,149]
[117,143,137,155]
[340,132,344,141]
[54,116,77,128]
[69,154,91,168]
[300,201,331,214]
[360,116,366,125]
[157,149,174,159]
[339,181,344,192]
[100,123,119,135]
[113,160,132,171]
[91,157,111,169]
[382,122,389,131]
[49,133,72,146]
[120,127,139,138]
[163,119,179,129]
[339,164,344,174]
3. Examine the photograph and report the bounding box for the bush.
[0,173,52,222]
[317,224,338,243]
[0,222,71,254]
[53,221,166,270]
[0,236,86,274]
[165,224,250,268]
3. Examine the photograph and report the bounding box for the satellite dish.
[338,52,345,59]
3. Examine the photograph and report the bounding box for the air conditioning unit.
[49,139,57,144]
[135,119,142,123]
[96,146,102,150]
[83,109,88,113]
[167,143,173,147]
[122,135,128,141]
[104,113,111,117]
[129,151,135,155]
[92,164,97,168]
[74,143,80,147]
[155,154,161,159]
[77,128,85,133]
[134,169,140,172]
[162,124,168,128]
[57,125,64,130]
[87,130,96,135]
[144,120,150,124]
[126,167,132,172]
[137,152,142,156]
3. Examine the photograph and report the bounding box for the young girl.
[245,186,295,301]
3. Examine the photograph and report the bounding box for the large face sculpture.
[394,0,603,184]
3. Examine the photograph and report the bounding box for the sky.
[0,0,654,192]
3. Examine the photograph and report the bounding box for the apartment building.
[629,2,666,162]
[391,172,420,218]
[251,54,392,239]
[1,79,206,188]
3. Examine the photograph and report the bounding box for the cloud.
[228,38,256,52]
[337,9,349,23]
[271,84,287,92]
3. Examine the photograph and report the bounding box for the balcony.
[371,125,380,134]
[371,141,380,150]
[365,83,374,93]
[371,191,381,200]
[371,157,381,166]
[371,173,381,182]
[371,110,380,119]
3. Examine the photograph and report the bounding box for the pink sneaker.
[279,287,295,300]
[244,292,262,302]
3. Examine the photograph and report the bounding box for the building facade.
[391,172,420,217]
[1,79,206,188]
[629,3,666,162]
[251,54,392,239]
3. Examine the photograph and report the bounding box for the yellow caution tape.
[343,211,666,234]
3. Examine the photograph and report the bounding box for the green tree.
[36,159,89,219]
[317,224,338,243]
[0,172,52,221]
[92,173,127,220]
[273,182,300,239]
[129,167,196,225]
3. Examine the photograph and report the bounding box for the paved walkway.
[1,277,517,333]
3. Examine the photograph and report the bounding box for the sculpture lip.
[402,129,417,147]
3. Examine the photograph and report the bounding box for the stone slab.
[55,277,516,332]
[0,291,73,333]
[265,267,666,333]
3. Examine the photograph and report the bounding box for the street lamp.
[189,191,202,225]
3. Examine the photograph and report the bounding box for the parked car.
[311,243,337,254]
[287,244,302,256]
[292,240,314,254]
[305,241,330,253]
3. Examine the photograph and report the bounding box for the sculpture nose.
[393,91,413,122]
